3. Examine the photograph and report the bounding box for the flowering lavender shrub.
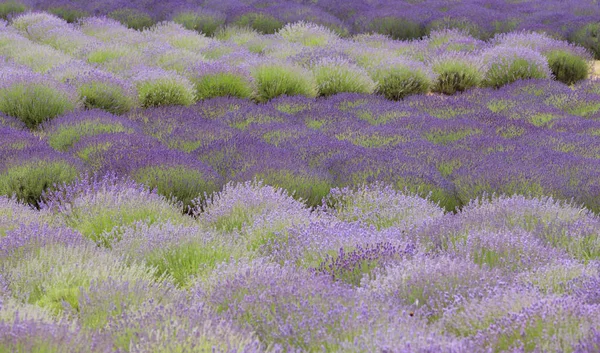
[40,174,190,247]
[1,224,162,316]
[0,195,38,236]
[113,222,237,287]
[0,32,73,73]
[481,46,553,87]
[322,183,444,230]
[315,242,409,286]
[516,260,598,295]
[370,58,434,100]
[311,57,376,96]
[0,67,80,128]
[0,147,81,207]
[130,66,196,107]
[438,288,540,338]
[278,21,339,47]
[187,61,255,100]
[69,277,178,330]
[426,29,487,53]
[201,258,391,350]
[12,12,95,55]
[171,7,226,36]
[105,299,263,352]
[454,195,600,261]
[492,31,593,85]
[231,10,283,35]
[107,7,155,30]
[49,62,138,114]
[83,44,143,74]
[194,180,312,251]
[144,21,214,51]
[251,61,318,102]
[79,16,145,44]
[472,295,599,352]
[365,255,503,320]
[41,109,139,151]
[429,52,483,94]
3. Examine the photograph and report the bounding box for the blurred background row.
[3,0,600,59]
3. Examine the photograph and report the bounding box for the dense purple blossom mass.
[0,1,600,352]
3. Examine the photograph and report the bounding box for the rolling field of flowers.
[1,0,600,352]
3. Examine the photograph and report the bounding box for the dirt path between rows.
[594,60,600,79]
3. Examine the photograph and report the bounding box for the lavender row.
[1,78,599,213]
[4,0,600,57]
[0,13,593,128]
[1,178,600,351]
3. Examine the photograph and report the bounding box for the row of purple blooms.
[1,78,599,213]
[9,0,600,53]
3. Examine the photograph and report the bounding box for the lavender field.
[1,1,600,352]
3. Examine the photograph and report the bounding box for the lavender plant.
[0,67,80,128]
[104,299,263,352]
[201,258,393,351]
[107,7,155,30]
[194,180,312,251]
[40,174,190,247]
[322,183,444,230]
[311,56,376,96]
[481,46,553,87]
[278,21,340,47]
[130,66,196,107]
[231,11,283,35]
[113,222,238,287]
[41,109,139,152]
[187,61,256,100]
[49,62,138,114]
[370,58,434,100]
[171,7,226,36]
[429,52,483,95]
[0,144,82,207]
[0,195,38,236]
[251,61,318,102]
